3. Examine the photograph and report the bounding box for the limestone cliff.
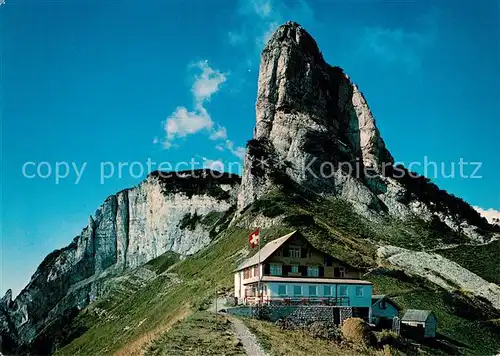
[2,21,497,355]
[237,22,492,243]
[0,170,239,349]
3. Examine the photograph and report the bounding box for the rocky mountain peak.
[240,22,394,213]
[263,22,323,63]
[1,290,12,309]
[238,22,491,243]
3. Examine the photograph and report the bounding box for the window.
[308,285,317,296]
[339,286,348,296]
[380,300,386,309]
[291,264,299,273]
[293,285,302,296]
[270,263,282,276]
[355,286,363,297]
[307,266,319,277]
[253,265,258,277]
[323,286,332,296]
[289,246,301,258]
[325,256,333,266]
[334,267,347,278]
[278,285,287,296]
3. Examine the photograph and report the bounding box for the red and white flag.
[248,228,260,248]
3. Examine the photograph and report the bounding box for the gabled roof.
[235,231,298,271]
[402,309,434,322]
[371,295,401,310]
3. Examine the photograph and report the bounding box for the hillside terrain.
[1,22,499,355]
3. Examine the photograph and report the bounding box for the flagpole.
[258,229,261,306]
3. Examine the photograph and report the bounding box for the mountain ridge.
[1,22,499,355]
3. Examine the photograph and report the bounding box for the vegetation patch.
[147,311,244,356]
[145,252,180,274]
[243,318,357,356]
[179,212,203,231]
[149,169,240,198]
[436,241,500,284]
[246,138,273,178]
[341,318,375,348]
[366,269,500,355]
[384,164,495,232]
[201,211,225,227]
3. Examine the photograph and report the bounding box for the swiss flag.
[248,228,260,248]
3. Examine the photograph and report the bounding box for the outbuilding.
[401,309,437,338]
[371,295,400,328]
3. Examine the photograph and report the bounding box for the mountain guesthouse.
[233,230,373,321]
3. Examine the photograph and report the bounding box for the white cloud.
[160,61,245,161]
[191,61,227,103]
[359,8,440,72]
[209,125,228,140]
[212,139,245,160]
[215,144,225,152]
[162,62,228,147]
[473,206,500,225]
[165,106,213,140]
[224,140,246,160]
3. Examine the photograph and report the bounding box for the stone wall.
[257,305,353,326]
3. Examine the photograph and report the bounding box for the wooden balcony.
[244,296,350,306]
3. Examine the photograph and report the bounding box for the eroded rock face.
[237,22,492,242]
[377,245,500,311]
[238,22,394,214]
[1,170,240,349]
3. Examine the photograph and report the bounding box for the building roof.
[235,231,298,271]
[371,295,401,310]
[258,276,372,285]
[402,309,434,322]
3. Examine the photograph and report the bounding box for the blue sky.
[1,0,499,296]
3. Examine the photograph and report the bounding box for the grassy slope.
[367,270,500,355]
[55,227,248,355]
[147,311,246,355]
[436,241,500,284]
[56,190,500,355]
[242,318,360,356]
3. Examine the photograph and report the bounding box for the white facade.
[234,264,263,302]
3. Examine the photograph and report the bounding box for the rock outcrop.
[1,170,239,350]
[2,21,497,355]
[237,22,493,242]
[377,245,500,311]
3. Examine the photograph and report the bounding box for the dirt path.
[209,297,265,355]
[227,315,266,356]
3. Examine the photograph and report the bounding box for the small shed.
[401,309,437,338]
[371,295,400,328]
